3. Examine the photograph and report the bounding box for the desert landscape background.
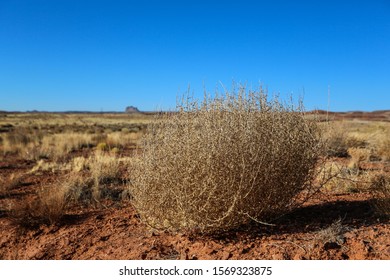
[1,0,389,264]
[0,105,389,260]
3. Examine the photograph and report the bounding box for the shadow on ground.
[208,196,389,242]
[239,198,388,238]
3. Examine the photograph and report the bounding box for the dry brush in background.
[129,86,325,234]
[371,174,390,217]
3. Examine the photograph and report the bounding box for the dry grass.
[129,86,324,234]
[0,176,6,196]
[377,138,390,162]
[57,152,122,205]
[89,152,121,203]
[37,184,70,223]
[322,122,349,157]
[106,131,143,148]
[321,120,389,161]
[347,147,371,170]
[320,162,374,193]
[1,129,41,158]
[30,160,67,173]
[10,183,71,227]
[39,133,95,160]
[0,113,149,160]
[315,219,348,246]
[0,113,152,131]
[3,110,387,233]
[0,173,27,195]
[1,131,94,160]
[370,174,390,217]
[2,130,143,161]
[70,156,89,172]
[61,174,95,206]
[10,150,127,228]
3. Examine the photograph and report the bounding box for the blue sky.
[0,0,389,112]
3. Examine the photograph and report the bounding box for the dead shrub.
[129,86,324,234]
[371,174,390,217]
[315,219,349,247]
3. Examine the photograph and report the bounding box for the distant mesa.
[125,106,140,113]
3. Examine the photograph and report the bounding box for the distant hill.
[310,110,390,122]
[125,106,141,113]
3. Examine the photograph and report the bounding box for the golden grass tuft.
[37,184,70,223]
[40,133,94,160]
[10,183,71,227]
[347,147,371,170]
[322,122,349,157]
[96,142,109,151]
[129,86,324,234]
[89,152,121,203]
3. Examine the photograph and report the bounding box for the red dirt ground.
[0,156,389,260]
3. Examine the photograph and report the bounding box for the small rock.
[324,242,341,250]
[241,247,251,254]
[341,253,349,260]
[293,254,304,260]
[222,251,232,260]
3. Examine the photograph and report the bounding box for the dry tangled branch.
[129,85,324,234]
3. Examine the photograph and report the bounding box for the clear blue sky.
[0,0,389,112]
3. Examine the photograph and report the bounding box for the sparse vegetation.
[315,219,349,247]
[0,113,150,160]
[371,174,390,217]
[0,109,389,259]
[10,183,71,227]
[0,112,146,228]
[347,147,371,170]
[377,138,390,162]
[323,122,350,157]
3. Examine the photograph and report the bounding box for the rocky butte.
[125,106,140,113]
